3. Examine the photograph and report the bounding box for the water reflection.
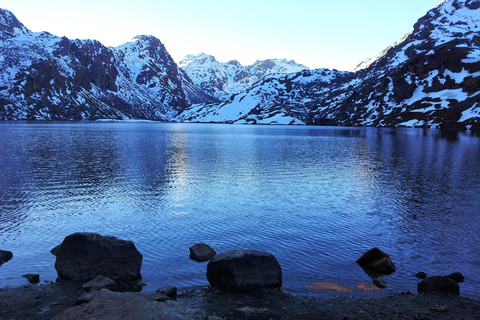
[0,123,479,298]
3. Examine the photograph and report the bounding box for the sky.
[2,0,443,71]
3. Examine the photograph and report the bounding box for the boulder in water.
[207,249,282,292]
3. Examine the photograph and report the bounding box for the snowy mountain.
[1,0,479,129]
[179,53,308,100]
[0,9,215,120]
[0,8,30,40]
[177,0,480,130]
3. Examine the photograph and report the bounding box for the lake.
[0,122,479,298]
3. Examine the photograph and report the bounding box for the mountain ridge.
[0,14,216,120]
[1,1,479,129]
[177,0,480,130]
[178,53,308,101]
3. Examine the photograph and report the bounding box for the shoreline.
[1,281,480,320]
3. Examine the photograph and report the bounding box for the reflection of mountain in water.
[0,123,479,296]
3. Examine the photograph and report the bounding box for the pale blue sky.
[2,0,442,70]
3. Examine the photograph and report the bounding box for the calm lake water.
[0,122,479,298]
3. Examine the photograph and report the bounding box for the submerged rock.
[207,249,282,292]
[415,272,428,279]
[51,233,143,291]
[417,276,460,294]
[189,243,216,262]
[0,250,13,267]
[373,278,387,289]
[356,247,396,276]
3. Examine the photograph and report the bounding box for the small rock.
[415,272,427,279]
[356,248,396,275]
[234,307,271,318]
[414,313,426,320]
[430,305,449,312]
[74,293,93,305]
[189,243,217,262]
[447,272,465,283]
[149,293,173,302]
[22,274,40,284]
[82,276,116,292]
[156,285,177,300]
[437,305,449,312]
[0,250,13,267]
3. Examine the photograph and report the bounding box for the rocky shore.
[1,281,480,319]
[1,232,479,319]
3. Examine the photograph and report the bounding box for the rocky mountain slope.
[0,9,215,120]
[179,53,308,100]
[1,0,479,129]
[177,0,480,130]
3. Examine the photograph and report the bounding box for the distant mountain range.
[1,0,479,129]
[179,53,308,101]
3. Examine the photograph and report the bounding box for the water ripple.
[0,123,479,296]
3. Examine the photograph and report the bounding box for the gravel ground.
[1,281,480,320]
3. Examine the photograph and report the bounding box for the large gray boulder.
[356,247,396,276]
[53,289,206,320]
[206,249,282,292]
[51,233,143,290]
[0,250,13,267]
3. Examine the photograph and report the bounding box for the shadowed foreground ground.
[1,281,480,320]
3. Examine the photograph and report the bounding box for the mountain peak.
[131,34,164,45]
[179,52,219,68]
[0,8,31,40]
[179,54,309,100]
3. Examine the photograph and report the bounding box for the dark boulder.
[415,272,427,279]
[417,276,460,294]
[447,272,465,283]
[22,274,40,284]
[0,250,13,267]
[206,249,282,292]
[189,243,217,262]
[51,233,143,290]
[356,247,396,275]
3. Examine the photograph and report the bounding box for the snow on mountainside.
[177,69,350,124]
[1,0,479,129]
[0,10,215,120]
[177,0,480,130]
[0,9,30,40]
[179,53,308,100]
